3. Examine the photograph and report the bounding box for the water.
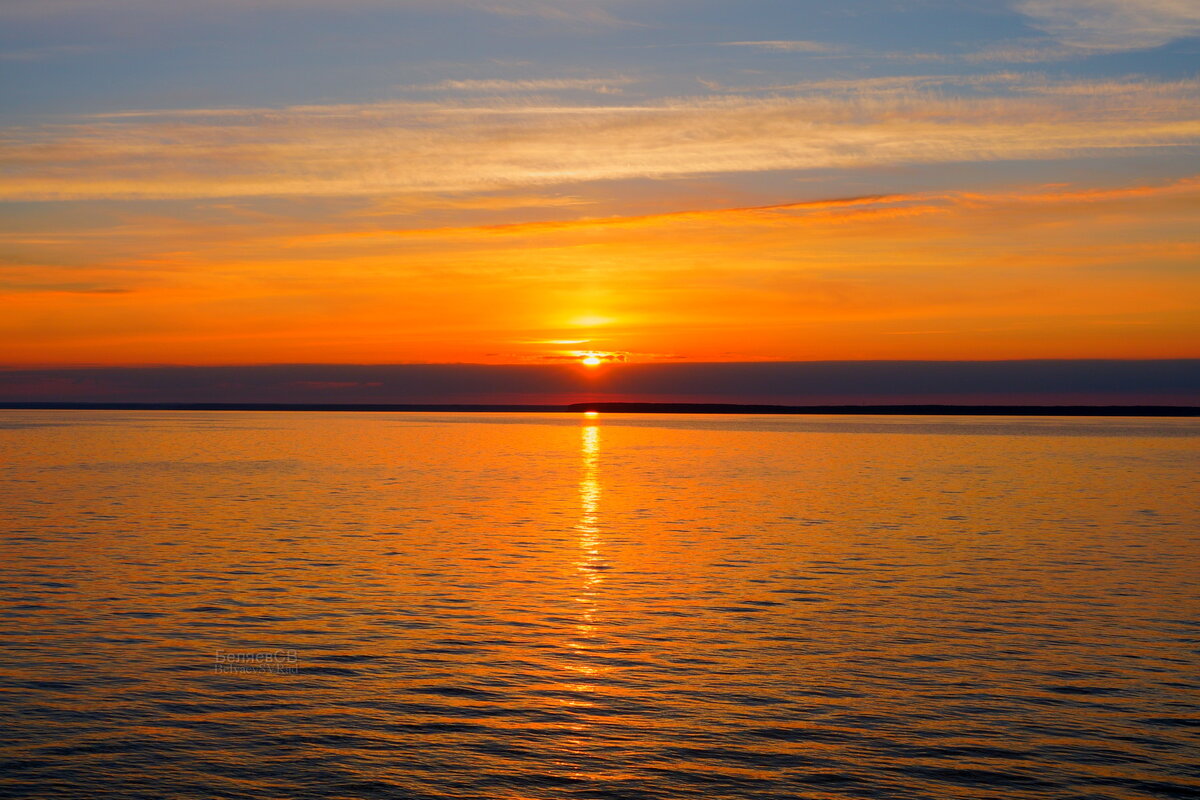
[1,411,1197,799]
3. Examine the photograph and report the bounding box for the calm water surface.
[1,412,1198,799]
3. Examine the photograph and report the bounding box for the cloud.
[262,176,1198,256]
[718,40,837,53]
[353,192,593,216]
[1015,0,1200,51]
[960,41,1098,63]
[0,281,132,294]
[3,76,1197,201]
[838,41,1104,65]
[414,77,634,93]
[730,71,1039,94]
[464,0,631,26]
[0,0,625,21]
[284,193,912,246]
[1,361,1196,405]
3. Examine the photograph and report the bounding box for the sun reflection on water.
[574,420,603,627]
[552,417,609,779]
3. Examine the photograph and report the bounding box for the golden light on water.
[572,419,604,694]
[575,421,603,597]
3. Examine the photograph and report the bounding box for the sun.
[572,349,622,367]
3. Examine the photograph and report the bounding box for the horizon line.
[3,357,1199,370]
[3,402,1197,417]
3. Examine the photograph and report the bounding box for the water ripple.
[0,411,1197,799]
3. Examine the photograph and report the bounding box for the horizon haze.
[2,359,1197,406]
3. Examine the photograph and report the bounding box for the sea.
[0,411,1197,799]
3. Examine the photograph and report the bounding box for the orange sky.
[4,176,1197,365]
[3,1,1199,368]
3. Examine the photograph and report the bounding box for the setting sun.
[576,350,623,367]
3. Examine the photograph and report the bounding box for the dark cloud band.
[1,360,1195,406]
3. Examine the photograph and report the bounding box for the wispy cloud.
[882,1,1200,63]
[272,177,1200,248]
[958,40,1097,63]
[711,71,1037,95]
[0,279,132,294]
[354,192,593,216]
[413,77,635,93]
[2,77,1197,201]
[1015,0,1200,52]
[464,0,632,26]
[0,0,628,23]
[718,40,837,53]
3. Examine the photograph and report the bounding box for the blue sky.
[4,0,1197,201]
[4,0,1198,116]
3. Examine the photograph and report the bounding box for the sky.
[2,0,1199,384]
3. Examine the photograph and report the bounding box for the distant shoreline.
[1,402,1197,417]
